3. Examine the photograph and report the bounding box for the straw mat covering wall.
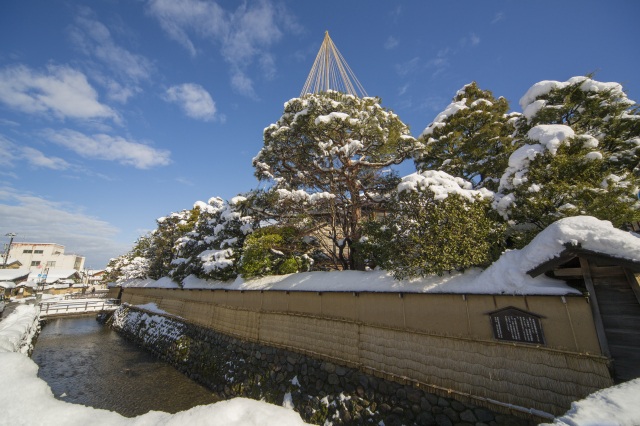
[119,287,613,416]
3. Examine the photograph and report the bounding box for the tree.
[171,195,258,283]
[102,235,153,284]
[253,91,419,270]
[239,226,313,278]
[517,75,640,176]
[414,82,518,191]
[494,76,640,246]
[359,170,504,279]
[146,208,199,280]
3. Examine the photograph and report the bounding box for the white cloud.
[165,83,217,121]
[69,14,153,83]
[43,129,171,169]
[384,36,399,50]
[231,70,256,98]
[0,64,118,122]
[20,147,70,170]
[0,186,130,268]
[395,57,421,77]
[470,33,480,46]
[0,134,70,171]
[491,12,505,24]
[146,0,299,97]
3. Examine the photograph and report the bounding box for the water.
[31,316,221,417]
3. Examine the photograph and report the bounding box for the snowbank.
[544,378,640,426]
[0,304,40,353]
[113,216,639,296]
[0,307,308,426]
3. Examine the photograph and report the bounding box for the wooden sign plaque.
[488,307,545,345]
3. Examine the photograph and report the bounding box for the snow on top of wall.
[116,216,640,296]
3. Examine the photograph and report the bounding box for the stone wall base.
[109,305,539,426]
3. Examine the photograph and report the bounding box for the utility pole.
[2,232,16,268]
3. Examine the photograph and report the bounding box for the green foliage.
[239,226,312,279]
[359,177,504,279]
[415,82,517,190]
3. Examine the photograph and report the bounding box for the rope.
[300,31,368,98]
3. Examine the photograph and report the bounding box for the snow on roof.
[115,216,639,296]
[0,269,30,281]
[27,269,79,283]
[0,281,16,289]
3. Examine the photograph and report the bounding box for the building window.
[31,261,41,266]
[46,261,56,267]
[34,250,44,254]
[23,249,33,254]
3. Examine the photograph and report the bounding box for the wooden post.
[580,257,611,358]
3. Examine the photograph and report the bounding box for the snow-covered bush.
[239,226,313,279]
[359,171,504,279]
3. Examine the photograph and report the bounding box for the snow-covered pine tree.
[170,195,257,283]
[253,91,419,270]
[359,171,504,279]
[147,208,199,280]
[414,82,518,191]
[496,76,640,246]
[517,75,640,176]
[102,234,153,284]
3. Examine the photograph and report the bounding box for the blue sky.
[1,0,638,269]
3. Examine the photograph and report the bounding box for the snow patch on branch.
[527,124,575,155]
[315,112,349,125]
[276,189,335,204]
[199,249,234,272]
[398,170,493,202]
[420,99,468,138]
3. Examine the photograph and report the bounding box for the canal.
[31,316,222,417]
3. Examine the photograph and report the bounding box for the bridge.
[39,298,120,319]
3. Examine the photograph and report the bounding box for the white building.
[7,242,85,272]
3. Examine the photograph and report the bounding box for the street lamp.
[3,233,16,268]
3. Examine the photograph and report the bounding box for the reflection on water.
[32,316,221,417]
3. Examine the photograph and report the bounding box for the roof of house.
[27,269,80,283]
[0,269,31,281]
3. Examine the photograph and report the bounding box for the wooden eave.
[527,245,640,278]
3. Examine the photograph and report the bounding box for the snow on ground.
[0,306,309,426]
[543,378,640,426]
[116,216,639,296]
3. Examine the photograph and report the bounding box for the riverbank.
[0,305,308,426]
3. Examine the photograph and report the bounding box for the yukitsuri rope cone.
[300,31,368,98]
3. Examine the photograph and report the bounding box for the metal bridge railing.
[39,299,120,317]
